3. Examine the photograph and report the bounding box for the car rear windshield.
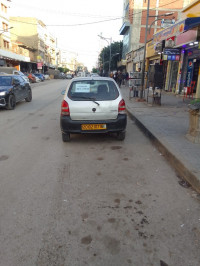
[0,76,12,86]
[68,80,119,101]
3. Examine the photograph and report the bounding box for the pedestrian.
[114,71,118,83]
[110,72,114,79]
[125,72,129,86]
[117,71,123,87]
[122,72,126,85]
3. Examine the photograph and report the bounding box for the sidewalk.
[120,85,200,193]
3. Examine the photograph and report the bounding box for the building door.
[168,61,179,92]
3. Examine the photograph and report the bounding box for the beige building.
[0,0,31,70]
[10,17,57,72]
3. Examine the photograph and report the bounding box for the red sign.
[37,62,43,69]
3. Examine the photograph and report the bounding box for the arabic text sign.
[153,20,185,44]
[75,84,90,93]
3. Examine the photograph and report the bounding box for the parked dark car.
[34,73,45,81]
[0,74,32,110]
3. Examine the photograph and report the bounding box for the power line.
[9,0,182,28]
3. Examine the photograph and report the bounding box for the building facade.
[120,0,195,72]
[10,17,57,72]
[0,0,31,69]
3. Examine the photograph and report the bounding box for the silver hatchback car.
[60,77,127,142]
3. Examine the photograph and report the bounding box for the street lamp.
[148,13,174,33]
[111,53,120,61]
[98,34,112,75]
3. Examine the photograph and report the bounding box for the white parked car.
[44,74,50,80]
[60,77,127,142]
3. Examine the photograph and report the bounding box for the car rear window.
[68,80,119,101]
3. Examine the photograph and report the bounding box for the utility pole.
[141,0,150,99]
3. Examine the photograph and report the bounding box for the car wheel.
[117,131,126,141]
[62,132,70,142]
[6,94,16,110]
[25,90,32,102]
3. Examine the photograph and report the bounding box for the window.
[2,22,8,31]
[68,80,119,101]
[1,3,7,13]
[3,40,9,49]
[0,76,12,86]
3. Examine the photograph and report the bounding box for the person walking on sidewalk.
[118,71,123,88]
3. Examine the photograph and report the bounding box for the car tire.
[117,131,126,141]
[25,90,32,102]
[62,132,70,142]
[6,94,16,110]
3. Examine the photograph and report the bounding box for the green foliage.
[58,67,70,73]
[190,98,200,105]
[99,41,123,73]
[92,68,98,73]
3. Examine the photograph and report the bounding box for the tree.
[92,68,98,73]
[58,67,70,73]
[98,41,123,75]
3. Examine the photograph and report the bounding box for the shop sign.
[133,48,144,63]
[161,19,175,29]
[126,51,133,62]
[37,62,43,69]
[175,29,197,46]
[165,36,175,48]
[153,20,185,44]
[185,59,193,87]
[164,48,181,55]
[163,48,180,61]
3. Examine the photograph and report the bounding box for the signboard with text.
[163,48,181,61]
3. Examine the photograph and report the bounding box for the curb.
[126,107,200,194]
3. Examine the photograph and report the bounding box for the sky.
[9,0,124,71]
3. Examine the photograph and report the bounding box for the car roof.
[0,74,16,77]
[72,77,114,82]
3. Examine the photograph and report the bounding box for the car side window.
[13,77,19,84]
[16,76,24,83]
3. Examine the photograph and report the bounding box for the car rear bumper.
[60,114,127,134]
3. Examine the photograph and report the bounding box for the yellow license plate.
[81,124,107,130]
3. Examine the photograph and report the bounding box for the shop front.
[132,47,144,72]
[146,40,161,68]
[163,48,181,92]
[146,40,162,88]
[153,17,200,96]
[175,26,200,95]
[125,50,134,73]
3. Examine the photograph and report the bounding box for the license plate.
[81,124,107,130]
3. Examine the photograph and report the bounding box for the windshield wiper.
[71,96,100,106]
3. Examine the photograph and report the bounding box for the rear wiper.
[72,95,100,106]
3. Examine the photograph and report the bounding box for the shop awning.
[0,49,30,62]
[153,17,200,43]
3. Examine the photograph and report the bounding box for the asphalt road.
[0,79,200,266]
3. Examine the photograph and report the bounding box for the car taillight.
[61,100,70,116]
[118,99,126,114]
